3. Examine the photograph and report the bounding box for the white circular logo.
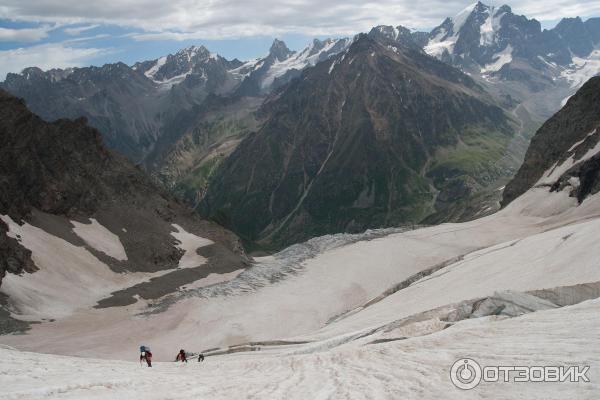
[450,358,482,390]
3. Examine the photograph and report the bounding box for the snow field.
[1,298,598,400]
[71,218,127,261]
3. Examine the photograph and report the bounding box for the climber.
[140,345,152,367]
[176,349,188,363]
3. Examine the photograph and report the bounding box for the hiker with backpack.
[198,353,205,362]
[140,345,153,367]
[176,349,188,363]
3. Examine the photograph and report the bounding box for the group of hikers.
[139,346,205,367]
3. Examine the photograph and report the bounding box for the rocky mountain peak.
[473,1,490,13]
[269,39,294,61]
[177,45,211,59]
[554,16,593,57]
[367,25,423,49]
[14,67,45,81]
[310,38,328,53]
[497,4,512,14]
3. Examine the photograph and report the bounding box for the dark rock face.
[502,77,600,206]
[367,25,426,50]
[551,155,600,203]
[0,220,36,287]
[201,36,515,250]
[584,18,600,43]
[0,90,247,288]
[553,17,594,58]
[269,39,295,61]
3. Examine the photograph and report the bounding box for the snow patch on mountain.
[156,71,193,90]
[229,58,263,79]
[143,56,167,80]
[537,129,600,186]
[170,224,213,269]
[0,216,133,320]
[424,2,477,57]
[481,44,513,73]
[0,216,216,321]
[71,218,127,261]
[424,35,455,58]
[568,128,598,152]
[260,38,350,89]
[561,50,600,88]
[479,8,506,46]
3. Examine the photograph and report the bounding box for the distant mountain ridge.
[423,2,600,71]
[369,2,600,138]
[234,38,352,96]
[3,3,600,170]
[0,39,350,164]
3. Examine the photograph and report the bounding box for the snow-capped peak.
[232,37,351,93]
[136,44,226,86]
[260,37,350,89]
[425,1,512,62]
[478,5,509,46]
[375,25,403,41]
[424,2,479,58]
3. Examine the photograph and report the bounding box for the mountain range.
[2,1,600,250]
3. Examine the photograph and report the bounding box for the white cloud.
[1,1,598,40]
[0,43,108,80]
[63,33,111,43]
[0,26,51,42]
[514,1,600,22]
[64,24,100,36]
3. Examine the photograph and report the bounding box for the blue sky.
[0,20,324,65]
[0,0,599,79]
